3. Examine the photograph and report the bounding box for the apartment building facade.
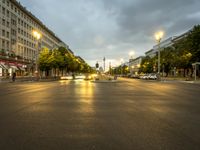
[129,56,144,75]
[0,0,69,77]
[145,36,177,58]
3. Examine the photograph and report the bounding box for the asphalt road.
[0,79,200,150]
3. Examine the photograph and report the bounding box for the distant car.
[84,74,92,80]
[127,73,132,78]
[131,74,140,79]
[75,75,86,79]
[149,74,157,80]
[140,74,149,80]
[60,76,73,80]
[140,73,157,80]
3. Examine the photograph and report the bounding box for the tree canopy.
[139,25,200,77]
[38,47,93,76]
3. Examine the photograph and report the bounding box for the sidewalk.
[0,76,59,83]
[161,77,200,84]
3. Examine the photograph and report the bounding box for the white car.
[149,74,157,80]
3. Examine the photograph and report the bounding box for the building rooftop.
[129,56,144,63]
[12,0,65,44]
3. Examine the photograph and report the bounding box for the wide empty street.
[0,79,200,150]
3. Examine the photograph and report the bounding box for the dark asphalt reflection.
[0,79,200,150]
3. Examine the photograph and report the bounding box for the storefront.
[0,61,27,77]
[0,62,9,77]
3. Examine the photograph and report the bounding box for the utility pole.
[109,62,111,75]
[155,31,164,80]
[103,57,106,72]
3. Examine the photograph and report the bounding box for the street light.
[33,31,41,40]
[155,31,164,80]
[129,51,135,59]
[120,58,124,76]
[103,57,106,72]
[32,30,41,77]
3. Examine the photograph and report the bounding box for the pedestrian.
[12,72,16,82]
[6,73,10,79]
[72,73,75,80]
[114,75,117,80]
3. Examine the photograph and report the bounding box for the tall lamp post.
[155,31,164,80]
[120,58,124,76]
[103,57,106,73]
[32,30,41,77]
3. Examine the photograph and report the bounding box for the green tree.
[187,25,200,62]
[39,46,92,76]
[140,56,156,73]
[38,47,52,76]
[160,47,177,77]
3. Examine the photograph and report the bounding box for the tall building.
[145,36,177,58]
[145,30,191,58]
[129,56,144,75]
[0,0,69,76]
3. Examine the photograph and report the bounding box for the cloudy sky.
[18,0,200,68]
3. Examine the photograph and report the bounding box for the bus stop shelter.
[192,62,200,81]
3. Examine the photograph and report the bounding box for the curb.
[161,80,200,84]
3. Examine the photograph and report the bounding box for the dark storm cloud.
[18,0,200,68]
[112,0,200,38]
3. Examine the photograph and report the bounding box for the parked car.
[131,74,140,79]
[149,74,157,80]
[127,73,132,78]
[140,74,149,80]
[140,73,157,80]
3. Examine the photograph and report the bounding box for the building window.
[6,41,9,48]
[2,30,5,37]
[7,10,9,17]
[2,40,5,47]
[2,7,5,15]
[6,21,9,27]
[11,29,16,36]
[6,32,9,38]
[11,19,16,26]
[7,1,9,7]
[2,19,5,25]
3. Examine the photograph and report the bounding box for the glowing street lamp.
[155,31,164,80]
[33,30,41,40]
[129,51,135,59]
[32,30,41,77]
